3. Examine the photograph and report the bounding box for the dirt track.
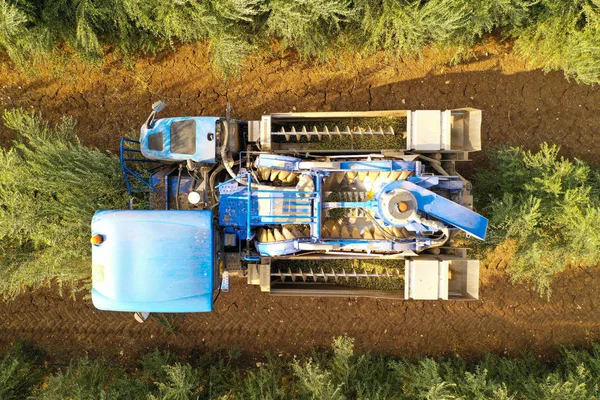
[2,265,600,365]
[1,42,600,362]
[1,42,599,164]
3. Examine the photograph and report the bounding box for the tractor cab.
[141,115,220,163]
[139,101,244,164]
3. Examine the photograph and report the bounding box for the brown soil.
[1,42,599,166]
[1,264,600,365]
[1,41,600,363]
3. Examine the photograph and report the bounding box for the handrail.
[119,138,161,196]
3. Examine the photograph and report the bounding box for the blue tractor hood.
[91,210,215,313]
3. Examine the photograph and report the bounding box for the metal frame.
[109,107,486,305]
[268,283,406,299]
[218,149,483,259]
[120,138,163,196]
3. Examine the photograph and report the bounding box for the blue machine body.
[91,210,214,313]
[140,116,220,162]
[218,154,488,257]
[218,178,317,241]
[149,172,195,210]
[378,180,488,240]
[94,107,489,313]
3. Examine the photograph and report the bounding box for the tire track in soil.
[0,42,599,167]
[1,266,600,364]
[1,43,600,362]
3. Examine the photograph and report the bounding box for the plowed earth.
[1,42,600,364]
[2,267,600,365]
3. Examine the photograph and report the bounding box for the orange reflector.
[396,202,408,213]
[90,234,104,245]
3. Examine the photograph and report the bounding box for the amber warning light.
[90,234,104,245]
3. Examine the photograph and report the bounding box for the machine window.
[170,120,197,155]
[147,132,163,151]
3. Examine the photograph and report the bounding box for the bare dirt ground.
[1,42,600,363]
[1,42,599,164]
[1,265,600,365]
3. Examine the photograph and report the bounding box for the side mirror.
[145,100,167,129]
[152,100,167,113]
[134,312,150,323]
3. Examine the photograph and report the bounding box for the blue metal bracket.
[380,180,488,240]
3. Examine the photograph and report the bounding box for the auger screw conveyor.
[90,102,487,322]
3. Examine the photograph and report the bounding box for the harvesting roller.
[91,103,487,320]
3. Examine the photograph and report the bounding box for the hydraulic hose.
[175,164,182,210]
[209,164,226,203]
[220,120,239,181]
[420,218,449,249]
[220,120,299,192]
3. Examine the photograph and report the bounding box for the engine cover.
[91,210,215,312]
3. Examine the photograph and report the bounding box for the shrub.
[0,0,51,68]
[263,0,356,59]
[35,358,150,400]
[514,0,600,85]
[0,0,598,83]
[237,357,287,400]
[292,358,345,400]
[140,349,176,384]
[153,363,202,400]
[0,341,44,400]
[474,143,600,297]
[0,109,127,298]
[1,338,600,399]
[209,33,256,78]
[358,0,532,58]
[0,0,262,74]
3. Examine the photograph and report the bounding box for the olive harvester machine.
[91,102,487,321]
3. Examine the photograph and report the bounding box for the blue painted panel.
[379,181,488,240]
[219,186,254,239]
[338,160,418,171]
[91,210,214,312]
[408,175,439,189]
[407,176,463,190]
[140,117,220,162]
